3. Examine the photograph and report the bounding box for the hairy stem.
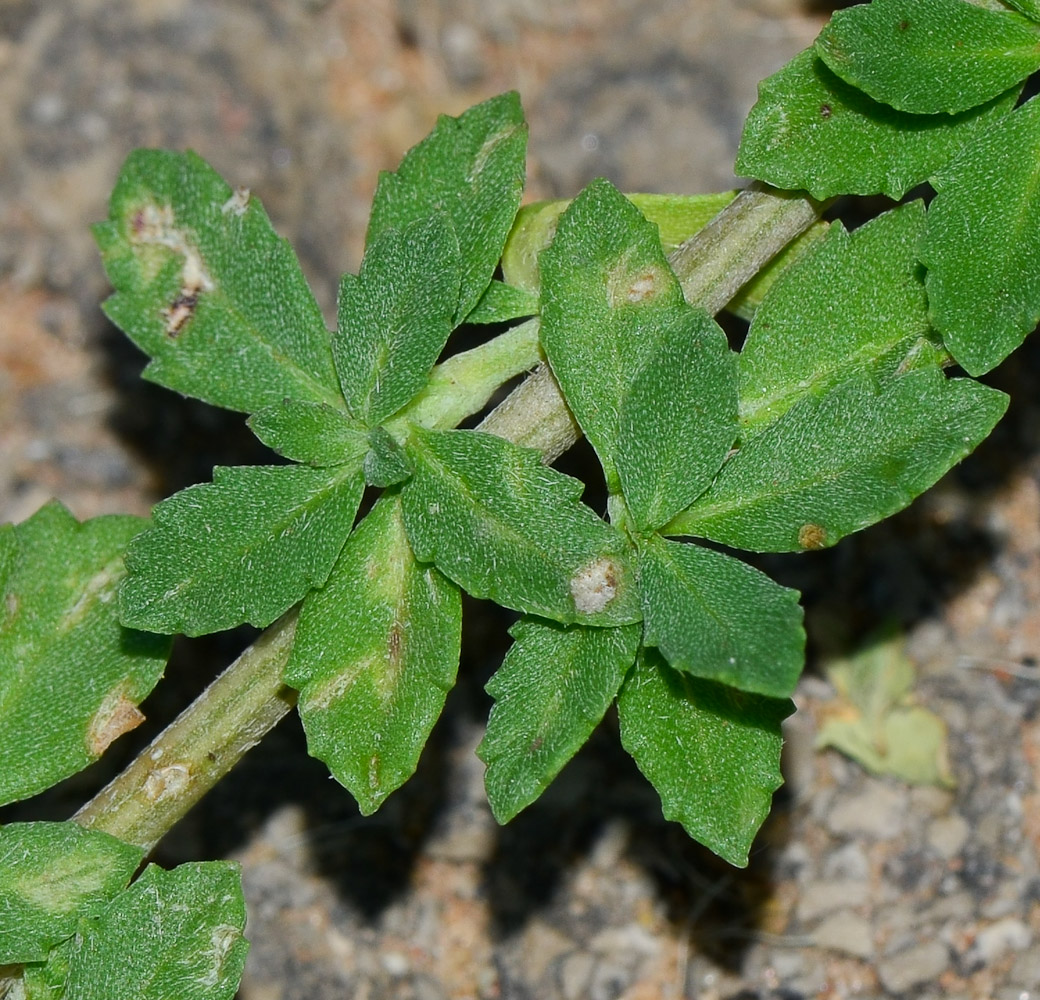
[479,183,824,459]
[72,184,822,849]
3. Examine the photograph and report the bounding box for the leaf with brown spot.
[0,503,170,806]
[286,494,461,815]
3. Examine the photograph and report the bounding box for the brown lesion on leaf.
[128,201,214,339]
[87,689,146,756]
[607,248,670,309]
[819,103,833,120]
[571,556,620,614]
[798,523,828,550]
[221,186,250,217]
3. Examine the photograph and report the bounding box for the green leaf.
[286,494,460,815]
[247,400,368,467]
[59,862,247,1000]
[501,191,737,295]
[478,619,641,823]
[0,504,170,806]
[335,214,461,425]
[363,427,413,488]
[666,368,1008,552]
[120,464,363,636]
[465,280,540,324]
[739,202,942,434]
[617,649,792,867]
[540,178,733,487]
[815,0,1040,115]
[23,937,72,999]
[921,95,1040,375]
[367,92,527,322]
[737,49,1021,201]
[638,536,804,698]
[401,429,641,626]
[0,822,144,964]
[94,150,340,414]
[615,313,737,533]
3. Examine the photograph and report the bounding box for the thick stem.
[73,609,299,853]
[481,184,824,454]
[72,184,823,850]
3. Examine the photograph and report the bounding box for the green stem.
[72,184,823,850]
[73,609,298,853]
[481,183,825,459]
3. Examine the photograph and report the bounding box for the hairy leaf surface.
[739,202,941,434]
[738,49,1020,201]
[95,150,340,414]
[638,536,804,698]
[816,0,1040,115]
[59,862,247,1000]
[479,619,641,823]
[540,178,735,491]
[401,429,641,625]
[0,822,144,964]
[0,503,169,806]
[120,464,363,636]
[367,92,527,322]
[615,313,737,533]
[617,649,792,867]
[667,369,1007,552]
[247,400,368,468]
[922,95,1040,375]
[335,214,461,425]
[286,494,461,815]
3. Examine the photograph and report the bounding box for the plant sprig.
[5,4,1040,993]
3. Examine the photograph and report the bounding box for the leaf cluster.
[4,3,1040,992]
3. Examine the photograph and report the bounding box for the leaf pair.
[2,822,247,1000]
[738,0,1040,377]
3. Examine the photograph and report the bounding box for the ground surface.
[2,2,1040,998]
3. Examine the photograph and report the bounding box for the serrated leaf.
[59,862,247,1000]
[921,95,1040,375]
[540,178,734,488]
[501,191,737,295]
[478,619,641,823]
[465,280,540,324]
[335,214,461,425]
[247,400,368,467]
[617,648,792,867]
[0,823,144,964]
[0,503,170,806]
[286,494,460,815]
[739,202,942,434]
[666,368,1007,552]
[401,429,641,626]
[94,150,340,414]
[615,314,737,532]
[367,92,527,322]
[815,0,1040,115]
[638,536,804,698]
[737,49,1021,201]
[120,464,363,636]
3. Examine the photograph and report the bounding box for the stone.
[877,941,951,994]
[811,909,875,959]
